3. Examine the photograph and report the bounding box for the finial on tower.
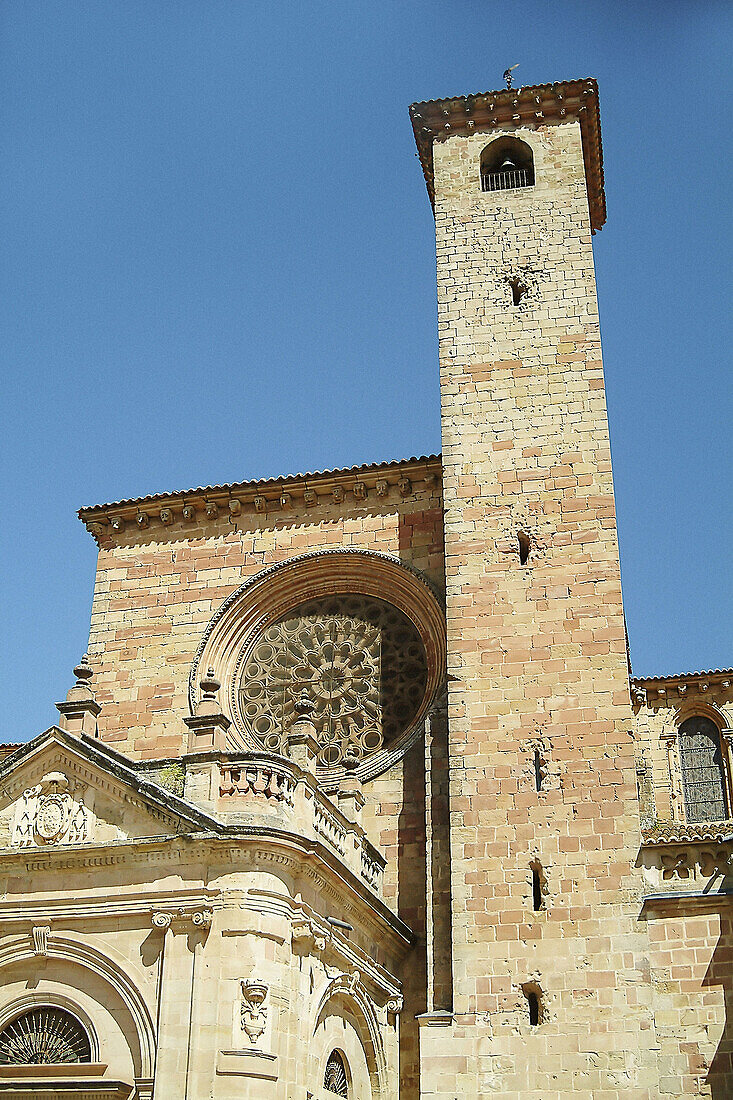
[56,653,101,737]
[503,63,519,90]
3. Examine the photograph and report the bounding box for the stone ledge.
[216,1049,278,1079]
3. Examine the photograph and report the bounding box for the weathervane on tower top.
[503,63,519,89]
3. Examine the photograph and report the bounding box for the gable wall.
[86,485,444,761]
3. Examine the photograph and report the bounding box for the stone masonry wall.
[84,479,442,1099]
[429,115,662,1096]
[85,482,444,760]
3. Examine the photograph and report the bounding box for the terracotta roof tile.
[78,453,442,518]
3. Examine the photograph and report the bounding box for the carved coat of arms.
[12,772,91,848]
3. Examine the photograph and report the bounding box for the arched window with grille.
[679,716,730,823]
[0,1007,92,1065]
[480,136,535,192]
[324,1048,349,1097]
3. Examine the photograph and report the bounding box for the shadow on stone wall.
[704,911,733,1098]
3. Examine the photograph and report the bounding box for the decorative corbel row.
[81,465,443,544]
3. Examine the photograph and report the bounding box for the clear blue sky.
[1,1,731,741]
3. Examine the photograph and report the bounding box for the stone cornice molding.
[0,889,220,926]
[78,456,443,546]
[0,832,413,953]
[189,549,446,783]
[409,77,605,231]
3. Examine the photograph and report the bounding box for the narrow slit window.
[532,867,542,911]
[518,531,531,564]
[530,859,545,911]
[533,748,543,791]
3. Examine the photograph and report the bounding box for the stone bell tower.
[411,80,659,1095]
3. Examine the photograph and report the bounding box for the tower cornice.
[409,77,605,231]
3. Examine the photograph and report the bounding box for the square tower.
[412,80,658,1096]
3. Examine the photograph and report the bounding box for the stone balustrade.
[192,751,384,893]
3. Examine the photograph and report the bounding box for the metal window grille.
[0,1008,92,1065]
[324,1049,349,1096]
[679,716,730,823]
[481,167,532,192]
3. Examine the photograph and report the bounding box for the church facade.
[0,76,730,1099]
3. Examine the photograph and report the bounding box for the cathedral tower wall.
[421,85,660,1095]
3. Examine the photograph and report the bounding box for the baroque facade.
[0,76,731,1100]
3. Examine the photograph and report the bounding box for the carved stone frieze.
[643,836,733,883]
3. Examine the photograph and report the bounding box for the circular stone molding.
[189,550,446,783]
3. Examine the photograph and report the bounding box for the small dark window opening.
[533,749,543,791]
[521,982,543,1027]
[481,137,535,193]
[518,531,531,564]
[509,278,526,306]
[530,859,545,911]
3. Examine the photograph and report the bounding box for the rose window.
[238,595,428,766]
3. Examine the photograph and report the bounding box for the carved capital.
[152,911,172,930]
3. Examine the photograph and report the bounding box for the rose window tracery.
[238,595,428,766]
